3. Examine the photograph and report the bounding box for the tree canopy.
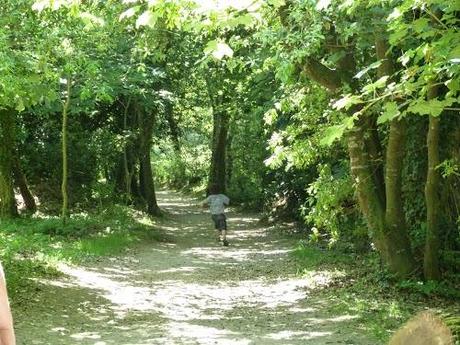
[0,0,458,292]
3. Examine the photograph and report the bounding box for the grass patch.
[292,240,354,270]
[0,204,160,305]
[292,241,460,344]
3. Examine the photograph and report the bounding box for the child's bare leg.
[222,229,229,246]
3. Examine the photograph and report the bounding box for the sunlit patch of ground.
[14,191,378,345]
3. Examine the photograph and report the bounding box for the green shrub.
[0,204,156,302]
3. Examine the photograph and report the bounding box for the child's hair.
[209,184,220,195]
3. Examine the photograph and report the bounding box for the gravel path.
[14,191,378,345]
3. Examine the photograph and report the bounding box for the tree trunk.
[347,123,388,256]
[208,110,230,194]
[0,109,18,218]
[123,97,132,203]
[347,119,416,276]
[376,35,416,276]
[137,104,161,216]
[226,133,233,186]
[277,9,416,277]
[364,117,385,206]
[13,157,36,213]
[165,101,181,152]
[441,123,460,249]
[61,78,71,224]
[384,119,416,276]
[423,8,444,281]
[114,99,142,204]
[424,85,442,280]
[301,56,416,276]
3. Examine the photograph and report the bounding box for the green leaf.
[333,94,362,110]
[448,45,460,61]
[15,98,25,112]
[204,40,234,60]
[236,13,255,27]
[412,18,430,33]
[79,12,105,29]
[446,79,460,92]
[204,40,218,53]
[389,27,408,45]
[320,125,346,146]
[267,0,286,8]
[408,98,456,117]
[276,62,295,83]
[377,102,400,124]
[399,50,414,66]
[362,76,389,93]
[320,117,355,146]
[354,61,382,79]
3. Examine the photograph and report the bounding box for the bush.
[0,204,156,303]
[303,163,368,251]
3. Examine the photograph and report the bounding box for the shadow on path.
[14,191,377,345]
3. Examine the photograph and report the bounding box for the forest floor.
[14,191,381,345]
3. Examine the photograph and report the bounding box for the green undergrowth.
[0,205,162,305]
[292,241,460,344]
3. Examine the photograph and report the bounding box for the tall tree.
[61,78,72,224]
[424,84,442,280]
[0,109,18,218]
[206,74,231,194]
[13,156,36,213]
[137,103,161,216]
[275,1,417,276]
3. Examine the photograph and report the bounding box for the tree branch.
[302,58,342,92]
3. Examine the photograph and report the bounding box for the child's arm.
[200,196,210,209]
[0,265,15,345]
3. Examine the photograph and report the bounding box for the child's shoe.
[222,239,229,247]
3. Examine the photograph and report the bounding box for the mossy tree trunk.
[424,85,442,280]
[0,109,18,218]
[13,157,36,213]
[114,98,143,204]
[377,35,416,276]
[137,103,161,216]
[205,75,231,195]
[226,132,233,186]
[295,34,416,277]
[347,117,416,276]
[347,123,387,253]
[364,116,386,206]
[208,110,230,194]
[384,119,416,274]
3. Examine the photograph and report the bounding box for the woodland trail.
[14,191,378,345]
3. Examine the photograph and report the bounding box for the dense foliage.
[0,0,459,296]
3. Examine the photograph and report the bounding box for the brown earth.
[14,191,378,345]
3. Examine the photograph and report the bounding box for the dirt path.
[14,191,378,345]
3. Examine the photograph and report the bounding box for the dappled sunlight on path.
[15,191,376,345]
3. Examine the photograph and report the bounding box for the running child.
[202,185,230,246]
